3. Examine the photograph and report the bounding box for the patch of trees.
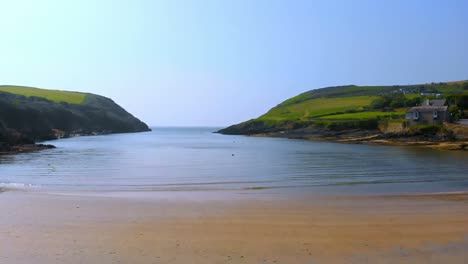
[370,93,421,110]
[446,94,468,108]
[446,94,468,119]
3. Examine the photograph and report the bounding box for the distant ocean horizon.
[1,127,467,195]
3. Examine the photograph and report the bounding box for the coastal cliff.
[218,81,468,150]
[0,85,150,152]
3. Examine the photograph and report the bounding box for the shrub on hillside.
[318,119,379,131]
[407,125,454,140]
[370,93,421,110]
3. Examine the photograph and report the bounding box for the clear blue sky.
[1,0,467,126]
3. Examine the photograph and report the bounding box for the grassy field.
[0,86,86,104]
[259,96,376,121]
[318,111,405,120]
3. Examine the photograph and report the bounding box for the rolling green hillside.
[258,96,376,121]
[317,111,405,120]
[0,85,150,145]
[218,81,468,135]
[0,85,87,104]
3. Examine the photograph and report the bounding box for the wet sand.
[0,190,467,264]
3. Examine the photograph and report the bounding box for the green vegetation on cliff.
[218,81,467,135]
[0,85,87,105]
[318,111,405,120]
[259,96,375,120]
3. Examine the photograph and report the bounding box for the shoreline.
[0,143,56,154]
[218,122,468,151]
[1,189,467,263]
[0,129,153,155]
[248,131,468,151]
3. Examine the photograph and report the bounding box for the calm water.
[0,127,467,194]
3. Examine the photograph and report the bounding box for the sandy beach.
[1,190,467,264]
[2,1,468,264]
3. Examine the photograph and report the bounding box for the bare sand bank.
[0,190,467,264]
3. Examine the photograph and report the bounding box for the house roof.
[423,99,446,106]
[407,106,448,113]
[431,99,446,106]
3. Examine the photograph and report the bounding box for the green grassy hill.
[259,96,376,121]
[0,85,87,105]
[0,85,150,144]
[218,81,468,135]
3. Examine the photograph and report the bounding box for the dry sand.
[0,190,467,264]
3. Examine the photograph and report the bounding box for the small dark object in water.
[232,154,235,156]
[37,144,56,149]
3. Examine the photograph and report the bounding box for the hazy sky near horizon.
[1,0,467,126]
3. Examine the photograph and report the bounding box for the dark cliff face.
[0,91,150,144]
[217,120,305,135]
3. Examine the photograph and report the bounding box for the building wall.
[379,120,406,133]
[408,111,449,126]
